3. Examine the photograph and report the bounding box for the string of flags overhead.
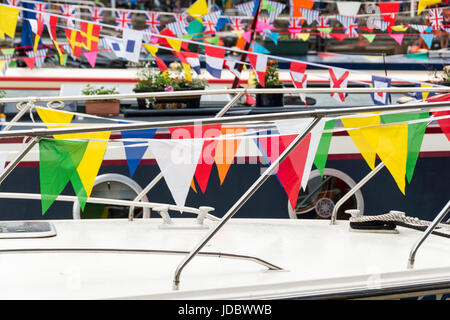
[33,104,450,215]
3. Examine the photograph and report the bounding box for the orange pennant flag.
[214,127,246,185]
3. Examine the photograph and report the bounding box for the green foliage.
[82,84,119,96]
[264,60,283,87]
[0,89,6,99]
[135,63,207,90]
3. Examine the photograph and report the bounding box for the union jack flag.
[145,11,160,33]
[289,17,304,39]
[336,16,358,38]
[428,8,444,30]
[89,7,104,23]
[61,5,77,27]
[315,16,330,39]
[203,10,221,25]
[115,10,132,29]
[34,3,48,21]
[174,13,189,27]
[267,0,286,23]
[300,8,319,25]
[235,1,254,16]
[230,17,246,31]
[6,0,21,6]
[166,21,187,37]
[203,19,216,33]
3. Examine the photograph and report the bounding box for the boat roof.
[0,218,448,299]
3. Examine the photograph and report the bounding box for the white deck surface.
[0,218,448,299]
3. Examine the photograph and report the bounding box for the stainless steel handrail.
[0,247,282,271]
[0,192,220,221]
[172,117,322,290]
[407,200,450,269]
[0,99,448,139]
[330,162,385,225]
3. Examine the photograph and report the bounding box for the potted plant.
[255,60,284,107]
[82,85,120,116]
[133,62,207,109]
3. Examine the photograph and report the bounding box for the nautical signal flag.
[104,35,125,58]
[248,53,268,87]
[181,51,201,75]
[121,28,143,62]
[205,45,225,78]
[29,18,44,52]
[65,28,83,58]
[290,61,308,103]
[80,22,101,51]
[371,75,391,105]
[329,68,349,103]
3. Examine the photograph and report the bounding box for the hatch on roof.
[0,222,56,239]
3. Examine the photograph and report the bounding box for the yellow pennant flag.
[420,84,433,100]
[359,124,408,194]
[214,127,246,185]
[167,38,182,52]
[391,25,408,32]
[0,60,7,74]
[144,44,159,56]
[181,62,192,82]
[186,0,209,21]
[298,33,310,41]
[418,0,442,14]
[341,114,380,170]
[0,6,19,38]
[36,107,74,134]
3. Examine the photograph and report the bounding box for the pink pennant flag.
[242,31,252,43]
[329,68,350,103]
[83,51,98,68]
[248,53,268,87]
[256,20,275,32]
[23,57,36,70]
[390,33,404,45]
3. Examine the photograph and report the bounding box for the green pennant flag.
[313,119,335,177]
[58,53,68,66]
[187,19,205,40]
[2,49,15,67]
[317,28,332,34]
[362,34,376,43]
[381,112,429,183]
[205,36,219,45]
[70,171,88,212]
[262,0,276,11]
[39,138,88,215]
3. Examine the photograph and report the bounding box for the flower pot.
[133,88,203,109]
[255,85,284,107]
[85,100,120,116]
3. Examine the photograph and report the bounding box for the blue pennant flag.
[421,33,434,49]
[252,42,271,54]
[214,5,230,31]
[266,31,279,45]
[120,127,157,177]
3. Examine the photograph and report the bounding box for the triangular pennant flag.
[290,61,308,103]
[433,110,450,142]
[381,112,429,183]
[148,138,204,208]
[0,6,19,38]
[418,0,442,14]
[59,53,68,66]
[248,53,268,87]
[266,31,279,45]
[169,124,222,193]
[181,51,201,75]
[336,1,361,17]
[153,55,168,71]
[359,124,408,194]
[83,51,98,68]
[23,57,36,70]
[341,114,381,170]
[187,0,209,21]
[214,127,246,185]
[298,33,310,41]
[362,34,376,43]
[378,2,400,26]
[390,33,404,45]
[329,33,347,41]
[144,43,159,56]
[187,19,205,40]
[36,107,74,135]
[121,128,157,177]
[39,138,88,215]
[421,33,435,49]
[251,42,271,54]
[313,119,335,177]
[391,25,409,32]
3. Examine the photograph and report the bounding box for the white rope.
[350,212,450,230]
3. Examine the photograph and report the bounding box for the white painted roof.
[0,218,448,299]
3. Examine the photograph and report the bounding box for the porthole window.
[72,174,150,219]
[288,168,364,220]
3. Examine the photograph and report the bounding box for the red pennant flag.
[169,124,223,193]
[244,94,256,105]
[378,2,401,27]
[329,33,347,41]
[433,110,450,142]
[23,57,36,70]
[154,55,168,71]
[258,133,311,210]
[290,61,308,104]
[65,28,83,58]
[248,53,268,87]
[80,22,101,51]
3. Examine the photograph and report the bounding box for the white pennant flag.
[336,1,361,17]
[300,118,325,191]
[148,139,204,209]
[0,152,6,176]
